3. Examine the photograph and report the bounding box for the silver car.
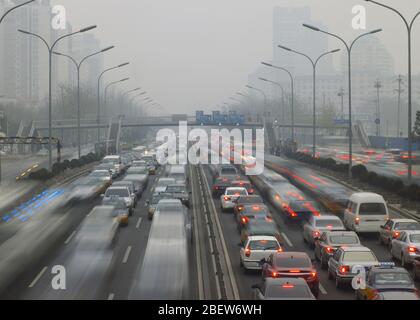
[303,215,345,247]
[391,230,420,267]
[103,186,134,215]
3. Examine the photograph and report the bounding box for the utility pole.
[395,75,404,137]
[374,79,382,136]
[338,87,345,119]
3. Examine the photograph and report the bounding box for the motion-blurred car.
[162,184,190,207]
[145,193,174,220]
[391,230,420,267]
[220,187,248,212]
[233,195,264,215]
[101,196,130,226]
[355,263,417,300]
[261,251,319,298]
[231,180,254,195]
[65,177,108,204]
[236,204,272,231]
[95,163,118,178]
[302,215,345,247]
[212,176,234,197]
[252,278,316,300]
[379,218,420,247]
[283,200,323,222]
[328,246,379,289]
[89,169,112,184]
[102,186,134,215]
[240,235,282,270]
[154,177,176,194]
[112,181,137,207]
[314,231,361,269]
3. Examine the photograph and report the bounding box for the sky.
[50,0,420,114]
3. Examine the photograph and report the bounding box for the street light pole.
[302,24,381,178]
[278,45,340,158]
[258,77,285,139]
[261,62,295,142]
[246,85,268,123]
[0,0,35,24]
[19,25,97,170]
[374,79,382,136]
[364,0,420,183]
[54,46,114,159]
[104,78,130,117]
[97,62,129,143]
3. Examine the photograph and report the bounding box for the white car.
[154,177,176,194]
[303,215,345,247]
[391,230,420,267]
[89,169,112,183]
[103,186,134,214]
[240,236,282,270]
[220,187,248,212]
[379,218,420,247]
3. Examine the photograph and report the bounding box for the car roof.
[158,199,182,204]
[403,230,420,235]
[274,251,310,259]
[339,246,372,252]
[390,219,418,223]
[264,277,307,285]
[349,192,385,202]
[324,230,358,236]
[248,235,278,241]
[369,266,409,274]
[313,215,341,220]
[226,187,247,191]
[107,186,129,190]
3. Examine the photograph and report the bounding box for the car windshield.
[157,202,183,211]
[359,203,386,215]
[243,205,268,214]
[275,256,311,268]
[315,219,343,228]
[128,167,148,174]
[248,240,279,250]
[395,222,420,231]
[105,188,129,197]
[267,284,312,299]
[374,272,412,285]
[226,189,247,196]
[103,158,118,164]
[102,198,126,209]
[329,235,359,245]
[221,167,237,175]
[239,196,263,204]
[343,251,377,262]
[166,185,187,193]
[410,234,420,243]
[157,179,175,187]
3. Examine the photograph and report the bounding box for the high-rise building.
[273,6,335,78]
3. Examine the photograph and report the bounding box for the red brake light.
[408,246,418,253]
[393,231,400,238]
[313,231,320,238]
[340,266,350,273]
[355,217,360,225]
[325,247,334,253]
[238,206,244,211]
[282,284,294,288]
[271,271,278,277]
[241,217,249,224]
[289,270,300,273]
[277,247,283,252]
[224,196,231,201]
[310,271,317,277]
[252,206,260,211]
[245,247,251,257]
[249,189,254,194]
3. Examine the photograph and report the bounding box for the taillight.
[213,186,219,190]
[241,216,249,224]
[249,189,254,194]
[223,196,231,201]
[238,206,244,211]
[271,271,278,277]
[282,284,294,288]
[355,217,360,225]
[393,231,400,238]
[277,247,283,252]
[245,247,251,257]
[310,271,317,278]
[313,231,320,238]
[340,266,350,273]
[325,247,334,253]
[408,246,418,253]
[289,270,300,273]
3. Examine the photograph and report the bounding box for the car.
[410,256,420,281]
[163,184,190,207]
[145,193,174,220]
[236,204,272,231]
[302,215,345,247]
[102,186,134,215]
[390,230,420,267]
[154,177,176,194]
[132,160,147,167]
[355,263,417,300]
[167,165,186,185]
[89,169,112,184]
[328,246,379,289]
[215,164,238,178]
[101,196,130,226]
[371,291,420,300]
[154,199,192,244]
[379,218,420,247]
[220,187,248,212]
[314,231,361,269]
[240,236,282,270]
[127,165,148,175]
[231,180,255,195]
[102,155,124,175]
[123,176,146,198]
[261,251,319,298]
[283,200,323,222]
[112,181,137,207]
[212,176,235,197]
[252,278,316,300]
[65,177,108,203]
[95,163,118,178]
[240,218,281,244]
[233,195,264,215]
[343,192,389,233]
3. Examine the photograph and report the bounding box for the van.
[102,155,123,175]
[343,192,389,233]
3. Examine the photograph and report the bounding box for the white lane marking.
[64,230,77,244]
[122,246,132,264]
[136,217,142,229]
[281,232,293,247]
[28,266,48,288]
[107,293,115,300]
[319,283,327,295]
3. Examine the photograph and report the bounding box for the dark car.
[212,176,234,197]
[162,184,190,207]
[240,218,280,244]
[233,195,264,215]
[261,251,319,298]
[283,200,323,222]
[237,204,272,231]
[356,264,417,300]
[252,278,316,300]
[231,180,255,195]
[314,231,361,269]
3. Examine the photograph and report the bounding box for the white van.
[343,192,389,233]
[102,155,123,175]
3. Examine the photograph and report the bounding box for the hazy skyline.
[50,0,420,114]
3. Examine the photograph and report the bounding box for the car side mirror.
[380,225,384,229]
[259,258,267,265]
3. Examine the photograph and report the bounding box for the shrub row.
[29,152,101,181]
[289,152,420,202]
